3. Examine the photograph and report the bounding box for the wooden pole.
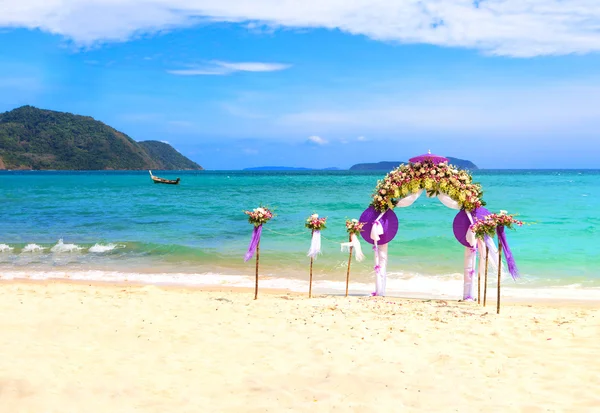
[309,230,314,298]
[497,237,502,315]
[254,240,260,300]
[477,248,481,304]
[345,234,353,297]
[483,246,489,307]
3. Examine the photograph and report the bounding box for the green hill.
[0,106,203,170]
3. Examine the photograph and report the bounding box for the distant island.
[244,166,341,171]
[0,106,203,170]
[349,157,478,171]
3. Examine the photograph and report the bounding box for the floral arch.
[371,153,484,213]
[359,152,511,300]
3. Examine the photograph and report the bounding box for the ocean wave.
[50,239,83,253]
[22,244,46,253]
[88,243,124,253]
[0,244,14,252]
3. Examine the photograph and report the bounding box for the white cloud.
[214,61,290,72]
[167,60,290,76]
[278,81,600,135]
[356,136,369,142]
[160,140,170,144]
[2,1,600,56]
[306,135,328,145]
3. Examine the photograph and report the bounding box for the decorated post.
[484,246,489,306]
[470,211,523,312]
[305,214,327,298]
[243,206,274,300]
[341,219,366,297]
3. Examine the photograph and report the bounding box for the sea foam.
[22,244,46,253]
[0,269,598,301]
[0,244,14,252]
[89,243,123,253]
[50,239,83,253]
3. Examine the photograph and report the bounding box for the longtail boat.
[149,170,180,185]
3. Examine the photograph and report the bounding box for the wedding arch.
[359,152,517,300]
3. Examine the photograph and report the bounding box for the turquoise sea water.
[1,170,599,299]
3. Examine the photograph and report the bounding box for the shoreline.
[2,277,600,308]
[2,267,600,303]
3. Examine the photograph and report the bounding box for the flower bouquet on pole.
[341,219,366,297]
[470,211,523,313]
[243,206,274,300]
[305,214,327,298]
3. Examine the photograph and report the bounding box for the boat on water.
[149,170,180,185]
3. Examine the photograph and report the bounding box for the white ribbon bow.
[340,233,365,262]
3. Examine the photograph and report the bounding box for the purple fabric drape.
[497,225,519,280]
[244,224,262,262]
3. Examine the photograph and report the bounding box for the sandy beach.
[0,280,599,413]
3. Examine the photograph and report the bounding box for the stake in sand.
[341,219,366,297]
[305,214,327,298]
[483,246,489,307]
[345,234,352,297]
[497,237,503,314]
[243,206,274,300]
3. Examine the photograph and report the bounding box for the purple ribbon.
[497,225,520,280]
[244,224,262,262]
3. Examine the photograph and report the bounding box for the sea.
[1,170,599,301]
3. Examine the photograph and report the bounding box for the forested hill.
[349,157,478,171]
[0,106,203,170]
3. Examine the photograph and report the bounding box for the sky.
[1,1,600,170]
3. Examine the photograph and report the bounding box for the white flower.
[255,207,265,214]
[311,213,319,219]
[351,219,358,223]
[500,210,508,215]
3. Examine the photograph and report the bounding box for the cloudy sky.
[1,1,600,169]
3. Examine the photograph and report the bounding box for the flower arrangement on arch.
[305,213,327,231]
[470,211,524,239]
[371,160,485,212]
[244,206,274,227]
[345,219,365,235]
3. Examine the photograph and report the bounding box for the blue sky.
[1,1,600,169]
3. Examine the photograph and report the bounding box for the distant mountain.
[244,166,341,171]
[349,157,478,171]
[446,157,478,170]
[349,161,407,171]
[0,106,203,170]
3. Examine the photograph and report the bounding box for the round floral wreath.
[371,160,485,212]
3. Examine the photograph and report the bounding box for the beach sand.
[0,280,599,413]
